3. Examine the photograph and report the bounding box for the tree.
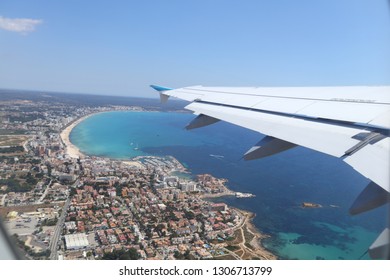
[101,249,139,260]
[125,248,140,260]
[47,164,52,177]
[184,210,195,220]
[26,172,38,185]
[69,187,77,196]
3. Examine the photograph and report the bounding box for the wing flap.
[186,102,364,158]
[344,138,390,192]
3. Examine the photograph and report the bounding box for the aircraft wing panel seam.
[177,87,390,105]
[192,100,390,133]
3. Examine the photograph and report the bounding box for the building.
[211,203,227,212]
[64,233,89,250]
[180,181,197,192]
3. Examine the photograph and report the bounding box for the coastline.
[60,112,100,158]
[197,176,276,259]
[60,110,277,260]
[236,208,277,260]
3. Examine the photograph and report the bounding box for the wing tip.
[150,85,173,92]
[150,85,173,103]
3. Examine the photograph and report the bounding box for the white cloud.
[0,16,43,34]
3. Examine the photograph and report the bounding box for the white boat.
[210,154,224,159]
[235,192,256,198]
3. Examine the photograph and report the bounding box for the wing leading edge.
[151,84,390,259]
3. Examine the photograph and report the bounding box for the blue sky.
[1,0,389,97]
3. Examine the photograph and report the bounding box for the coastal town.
[0,92,275,260]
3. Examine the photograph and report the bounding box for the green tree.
[101,248,140,260]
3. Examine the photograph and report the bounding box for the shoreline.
[60,110,277,259]
[236,208,277,260]
[60,112,101,158]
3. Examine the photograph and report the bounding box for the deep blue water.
[70,111,386,259]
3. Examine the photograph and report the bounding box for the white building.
[64,233,89,250]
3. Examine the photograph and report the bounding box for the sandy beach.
[60,113,97,158]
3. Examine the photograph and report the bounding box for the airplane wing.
[151,84,390,259]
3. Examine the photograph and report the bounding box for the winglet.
[150,85,173,92]
[150,85,173,103]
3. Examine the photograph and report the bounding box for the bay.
[70,111,386,259]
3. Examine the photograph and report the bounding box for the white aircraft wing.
[151,84,390,259]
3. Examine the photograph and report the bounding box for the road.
[49,196,70,260]
[221,247,241,260]
[49,179,80,259]
[37,180,52,204]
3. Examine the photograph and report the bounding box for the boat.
[210,154,224,159]
[235,192,256,198]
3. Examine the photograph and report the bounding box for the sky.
[0,0,389,98]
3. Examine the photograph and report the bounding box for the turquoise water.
[71,111,211,158]
[70,111,386,259]
[272,226,377,260]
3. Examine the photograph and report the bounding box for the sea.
[70,110,387,260]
